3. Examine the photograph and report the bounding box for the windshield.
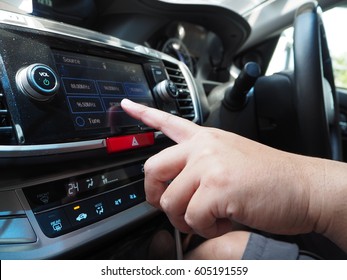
[1,0,33,13]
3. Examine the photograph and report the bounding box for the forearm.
[250,148,347,253]
[288,151,347,252]
[310,157,347,252]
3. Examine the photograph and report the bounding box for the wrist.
[282,153,347,253]
[314,160,347,251]
[277,152,325,235]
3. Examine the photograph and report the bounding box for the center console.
[0,10,202,259]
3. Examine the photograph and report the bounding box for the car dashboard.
[1,0,347,261]
[0,0,254,259]
[0,9,204,259]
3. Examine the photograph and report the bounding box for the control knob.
[16,63,59,101]
[153,79,179,102]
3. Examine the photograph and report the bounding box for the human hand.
[184,231,251,260]
[121,99,328,239]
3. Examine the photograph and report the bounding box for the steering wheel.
[294,2,342,160]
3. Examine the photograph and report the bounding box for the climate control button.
[16,63,59,101]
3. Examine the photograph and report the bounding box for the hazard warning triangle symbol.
[132,137,139,146]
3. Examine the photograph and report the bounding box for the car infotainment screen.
[53,50,155,131]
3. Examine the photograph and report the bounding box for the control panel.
[0,9,201,259]
[0,9,201,160]
[24,161,145,237]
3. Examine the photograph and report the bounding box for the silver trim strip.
[0,133,167,157]
[0,139,105,157]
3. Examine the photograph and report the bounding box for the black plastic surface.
[96,0,250,69]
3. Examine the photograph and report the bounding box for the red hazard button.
[105,132,155,153]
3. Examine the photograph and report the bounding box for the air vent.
[0,89,15,144]
[163,60,196,121]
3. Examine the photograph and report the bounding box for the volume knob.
[16,63,59,101]
[153,79,179,102]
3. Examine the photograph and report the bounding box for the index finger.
[121,98,199,143]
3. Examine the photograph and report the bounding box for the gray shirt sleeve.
[242,232,316,260]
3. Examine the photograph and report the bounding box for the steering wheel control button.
[153,79,179,102]
[16,63,60,101]
[106,132,155,153]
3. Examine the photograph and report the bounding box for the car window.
[267,7,347,89]
[266,27,294,75]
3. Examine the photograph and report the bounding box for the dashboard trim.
[0,139,105,157]
[0,132,165,158]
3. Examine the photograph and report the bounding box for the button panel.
[24,161,146,237]
[33,179,145,238]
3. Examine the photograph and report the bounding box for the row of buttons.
[36,181,145,238]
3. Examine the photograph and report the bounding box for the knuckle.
[143,157,156,175]
[159,194,175,214]
[184,213,192,227]
[184,211,196,229]
[191,129,223,156]
[144,190,158,207]
[193,128,215,141]
[202,165,228,189]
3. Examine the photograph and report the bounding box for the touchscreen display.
[53,50,154,131]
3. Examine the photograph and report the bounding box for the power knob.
[16,64,59,101]
[153,79,179,102]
